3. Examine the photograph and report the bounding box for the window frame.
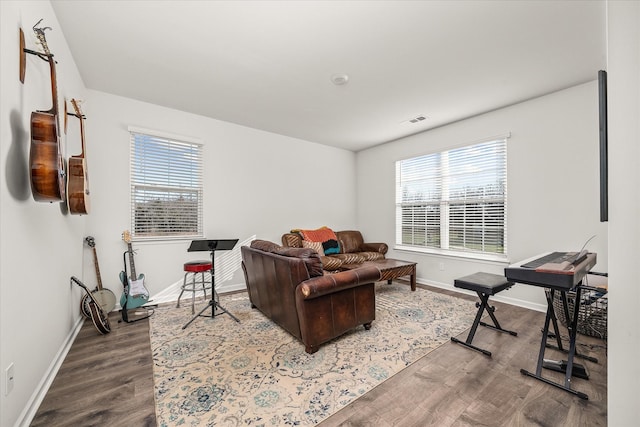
[395,135,509,262]
[128,126,204,241]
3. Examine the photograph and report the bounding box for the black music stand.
[182,239,240,329]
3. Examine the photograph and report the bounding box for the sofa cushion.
[359,251,385,261]
[250,239,282,253]
[320,256,343,271]
[282,232,302,248]
[250,240,323,278]
[297,227,340,255]
[336,230,364,254]
[277,247,324,278]
[330,253,366,264]
[302,239,324,256]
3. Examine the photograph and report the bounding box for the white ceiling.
[50,0,606,152]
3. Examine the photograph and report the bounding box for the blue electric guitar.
[120,230,149,310]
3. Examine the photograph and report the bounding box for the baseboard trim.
[16,277,541,426]
[142,281,247,307]
[16,315,85,427]
[416,277,547,313]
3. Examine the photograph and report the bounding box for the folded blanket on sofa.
[295,226,340,255]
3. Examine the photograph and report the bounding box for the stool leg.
[190,272,197,314]
[451,296,491,356]
[176,272,188,308]
[477,293,518,337]
[201,271,207,300]
[451,292,517,357]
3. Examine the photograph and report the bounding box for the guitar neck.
[46,54,59,116]
[92,247,104,291]
[34,28,58,116]
[71,99,86,157]
[127,243,137,279]
[79,109,86,157]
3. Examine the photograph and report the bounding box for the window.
[129,128,203,239]
[396,136,508,259]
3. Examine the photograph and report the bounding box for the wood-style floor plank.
[32,284,607,426]
[31,311,156,427]
[318,285,607,427]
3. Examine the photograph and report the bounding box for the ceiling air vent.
[401,115,428,125]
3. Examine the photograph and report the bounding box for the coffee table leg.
[410,266,416,291]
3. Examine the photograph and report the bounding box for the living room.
[1,1,638,426]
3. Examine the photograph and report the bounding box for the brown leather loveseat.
[241,239,381,353]
[282,229,388,271]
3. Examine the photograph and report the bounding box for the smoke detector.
[331,74,349,85]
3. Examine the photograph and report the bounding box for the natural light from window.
[129,129,204,240]
[395,136,508,261]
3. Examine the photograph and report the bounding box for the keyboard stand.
[520,286,596,400]
[545,289,598,367]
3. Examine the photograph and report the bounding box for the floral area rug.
[149,282,475,426]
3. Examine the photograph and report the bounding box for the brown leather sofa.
[282,229,388,271]
[241,239,381,353]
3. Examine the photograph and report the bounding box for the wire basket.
[552,287,607,340]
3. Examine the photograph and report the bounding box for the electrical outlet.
[438,262,445,271]
[5,363,14,396]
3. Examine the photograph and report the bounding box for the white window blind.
[129,130,203,239]
[396,137,507,258]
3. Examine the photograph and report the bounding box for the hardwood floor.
[32,285,607,426]
[319,288,607,427]
[31,309,156,427]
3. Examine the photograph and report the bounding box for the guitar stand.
[120,303,155,324]
[181,239,240,330]
[120,250,155,324]
[120,287,156,324]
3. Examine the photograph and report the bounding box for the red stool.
[177,261,213,314]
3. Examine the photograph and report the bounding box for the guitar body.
[29,22,66,203]
[71,276,111,335]
[120,230,150,312]
[119,271,149,310]
[67,155,90,214]
[88,302,111,335]
[81,289,117,318]
[82,236,116,318]
[30,110,65,202]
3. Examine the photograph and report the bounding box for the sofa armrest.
[297,265,381,300]
[361,242,388,254]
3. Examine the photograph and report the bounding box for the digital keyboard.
[504,252,597,290]
[519,251,585,269]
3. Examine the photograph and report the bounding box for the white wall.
[83,89,358,301]
[607,1,640,425]
[1,2,357,426]
[1,1,88,426]
[356,82,608,310]
[2,0,635,425]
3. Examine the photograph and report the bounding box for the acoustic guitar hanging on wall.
[67,99,90,214]
[27,19,66,203]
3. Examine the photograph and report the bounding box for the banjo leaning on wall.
[80,236,116,318]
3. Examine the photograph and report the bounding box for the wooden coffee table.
[342,258,417,291]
